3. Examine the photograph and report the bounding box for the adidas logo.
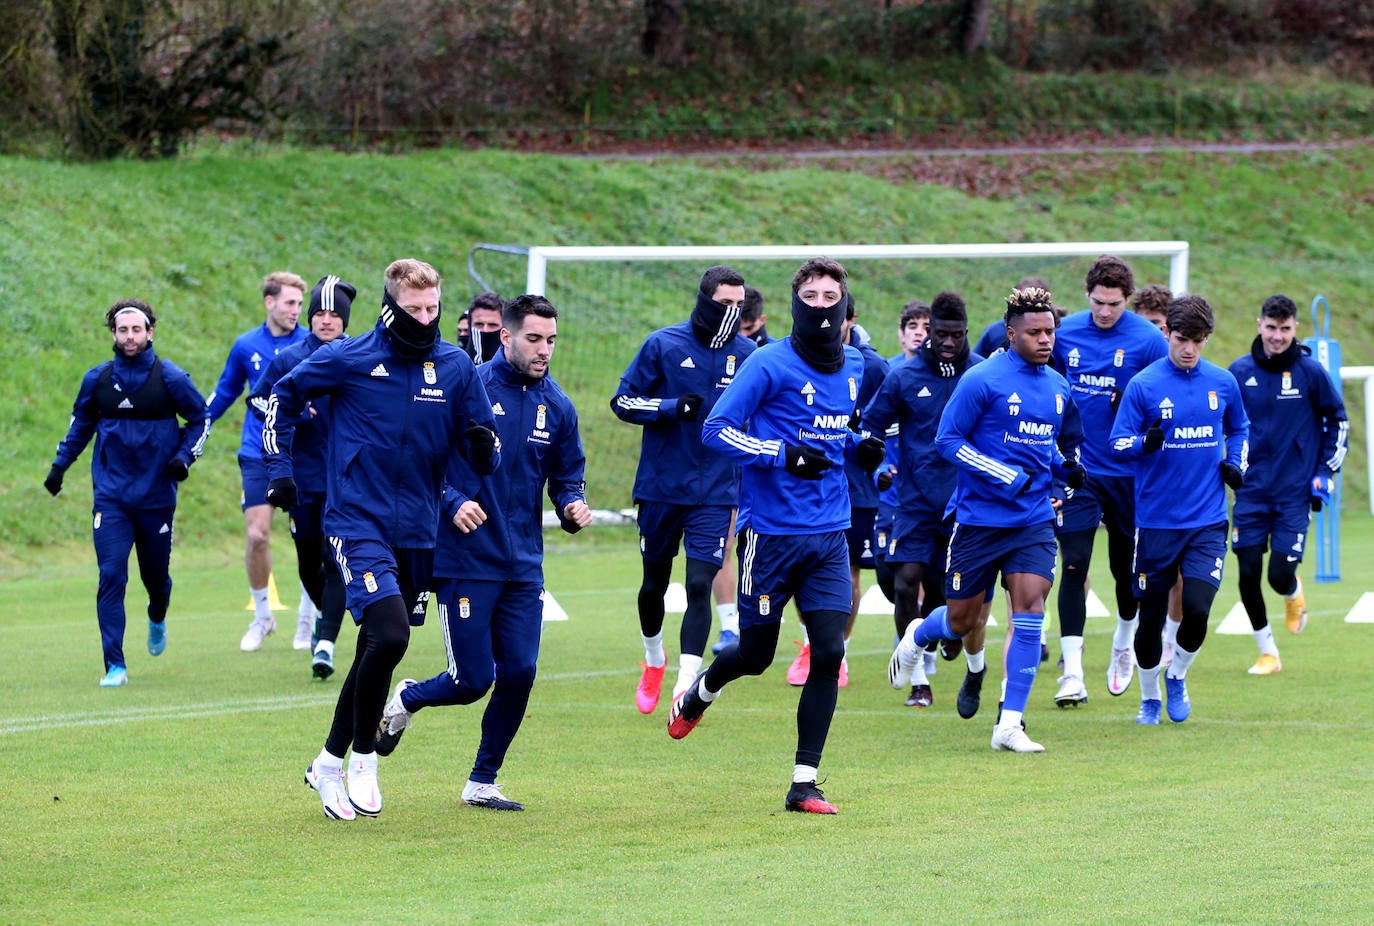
[492,402,506,416]
[679,357,696,368]
[370,364,389,377]
[1245,376,1258,386]
[118,398,134,409]
[917,386,932,398]
[820,319,832,328]
[1008,392,1022,403]
[159,523,170,534]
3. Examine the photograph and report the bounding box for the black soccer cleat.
[957,668,986,719]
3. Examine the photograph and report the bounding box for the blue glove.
[1311,475,1333,512]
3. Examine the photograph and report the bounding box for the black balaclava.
[690,289,743,350]
[789,291,849,373]
[381,289,441,360]
[748,325,770,347]
[470,328,503,364]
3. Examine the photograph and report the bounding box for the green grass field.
[4,518,1373,924]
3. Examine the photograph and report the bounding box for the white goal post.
[523,241,1191,298]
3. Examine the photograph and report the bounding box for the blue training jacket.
[248,333,346,504]
[435,349,587,582]
[702,338,865,535]
[935,348,1077,527]
[206,321,308,460]
[1052,309,1168,478]
[1109,355,1249,530]
[865,342,984,518]
[611,321,755,505]
[53,345,210,509]
[263,320,498,549]
[1228,337,1347,501]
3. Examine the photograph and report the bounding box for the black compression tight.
[1136,578,1216,670]
[324,595,410,757]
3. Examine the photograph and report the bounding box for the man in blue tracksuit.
[612,266,756,714]
[1051,256,1168,705]
[248,275,356,678]
[889,285,1083,753]
[372,294,591,812]
[671,257,886,815]
[46,299,210,687]
[1109,294,1249,725]
[1228,294,1347,674]
[205,271,310,651]
[264,258,499,821]
[865,291,984,710]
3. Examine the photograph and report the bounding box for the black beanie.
[309,275,356,331]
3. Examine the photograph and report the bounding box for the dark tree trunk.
[642,0,686,69]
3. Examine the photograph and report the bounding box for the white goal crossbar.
[524,241,1191,298]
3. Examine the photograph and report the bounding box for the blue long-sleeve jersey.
[1229,338,1347,501]
[248,333,345,504]
[435,349,587,582]
[844,339,890,509]
[206,321,308,460]
[702,338,865,535]
[865,343,984,517]
[611,321,755,505]
[1052,309,1168,478]
[53,345,210,509]
[1109,356,1250,530]
[263,321,498,549]
[935,349,1076,527]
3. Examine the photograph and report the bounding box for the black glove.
[463,420,499,474]
[266,476,299,511]
[43,465,64,496]
[855,436,886,473]
[876,470,894,492]
[1142,417,1165,454]
[783,444,832,480]
[1064,462,1086,491]
[1220,461,1245,491]
[165,459,190,482]
[676,393,704,422]
[1109,388,1122,415]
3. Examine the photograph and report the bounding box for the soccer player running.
[671,257,886,814]
[205,272,310,652]
[264,258,499,820]
[1228,295,1347,674]
[46,299,210,687]
[373,294,592,812]
[1051,256,1167,705]
[247,275,356,679]
[1109,294,1249,724]
[889,286,1083,753]
[612,266,756,713]
[865,292,984,711]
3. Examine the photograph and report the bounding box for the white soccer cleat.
[1107,646,1135,696]
[305,760,355,821]
[240,615,275,652]
[1054,673,1088,707]
[991,723,1045,753]
[293,613,314,651]
[374,679,417,757]
[346,752,382,816]
[888,618,923,689]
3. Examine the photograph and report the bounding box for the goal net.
[465,241,1190,514]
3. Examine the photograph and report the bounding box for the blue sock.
[1003,612,1043,713]
[911,605,954,648]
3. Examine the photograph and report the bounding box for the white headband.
[112,306,152,327]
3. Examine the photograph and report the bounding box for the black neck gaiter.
[382,290,441,360]
[789,291,848,373]
[690,290,742,349]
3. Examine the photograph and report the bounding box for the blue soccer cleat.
[1135,699,1162,725]
[1165,676,1191,722]
[99,665,128,688]
[711,629,739,654]
[147,619,167,657]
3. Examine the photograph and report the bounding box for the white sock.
[697,676,718,702]
[1286,577,1303,600]
[316,746,344,769]
[966,649,986,674]
[1253,626,1279,658]
[999,676,1008,700]
[1139,665,1162,701]
[1163,617,1180,648]
[299,582,316,619]
[677,653,702,690]
[1000,709,1023,730]
[911,653,929,685]
[1112,615,1139,650]
[315,639,334,657]
[1061,636,1084,678]
[1167,645,1198,680]
[642,632,666,668]
[793,764,819,785]
[716,602,739,634]
[250,586,272,620]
